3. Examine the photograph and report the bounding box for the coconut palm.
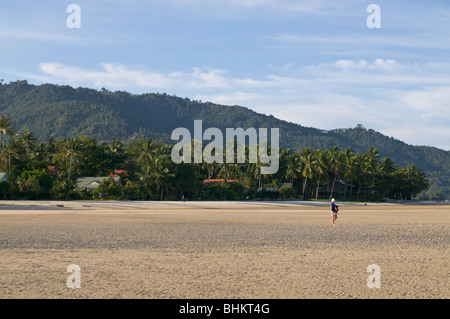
[360,147,380,200]
[355,153,373,200]
[377,157,396,197]
[314,149,329,199]
[140,151,174,200]
[403,164,429,200]
[285,151,301,184]
[61,138,83,182]
[247,153,263,190]
[136,138,157,166]
[345,154,359,200]
[0,115,15,150]
[20,129,38,161]
[329,147,345,200]
[342,148,354,200]
[300,147,315,199]
[1,137,21,175]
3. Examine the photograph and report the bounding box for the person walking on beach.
[330,198,339,226]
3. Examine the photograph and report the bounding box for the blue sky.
[1,0,449,150]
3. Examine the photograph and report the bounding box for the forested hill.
[0,80,448,197]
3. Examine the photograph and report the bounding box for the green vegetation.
[0,114,431,201]
[0,80,447,199]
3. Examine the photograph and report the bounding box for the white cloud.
[381,126,450,151]
[399,87,450,121]
[194,91,262,105]
[156,0,348,14]
[22,63,236,90]
[267,33,450,52]
[15,59,450,150]
[0,28,86,45]
[334,59,396,71]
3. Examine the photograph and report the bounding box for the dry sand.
[0,200,448,299]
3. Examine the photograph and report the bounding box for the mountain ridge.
[1,80,448,198]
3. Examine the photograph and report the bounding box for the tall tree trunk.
[68,154,73,181]
[349,180,354,200]
[329,174,337,200]
[357,184,362,200]
[315,177,321,199]
[258,168,262,189]
[302,177,308,199]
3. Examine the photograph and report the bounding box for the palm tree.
[356,153,369,200]
[61,138,82,182]
[329,148,345,200]
[1,137,21,175]
[300,148,315,199]
[345,154,359,200]
[20,129,38,161]
[247,155,263,190]
[0,115,15,150]
[378,157,396,198]
[108,140,126,157]
[285,152,301,184]
[342,148,354,200]
[404,164,429,200]
[379,157,395,179]
[363,147,380,200]
[314,150,329,199]
[140,150,174,200]
[218,162,241,181]
[136,138,157,166]
[205,161,218,182]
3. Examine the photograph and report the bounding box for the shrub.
[93,177,123,199]
[124,180,148,200]
[280,186,295,199]
[18,169,54,198]
[19,177,42,199]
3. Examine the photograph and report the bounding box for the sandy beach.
[0,200,448,299]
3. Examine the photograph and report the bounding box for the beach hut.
[0,172,8,182]
[76,176,121,191]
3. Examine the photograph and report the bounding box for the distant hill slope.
[1,80,448,197]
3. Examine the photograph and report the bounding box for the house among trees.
[76,177,121,192]
[203,178,234,185]
[0,172,8,182]
[108,170,128,178]
[202,179,250,189]
[46,166,58,177]
[0,110,435,201]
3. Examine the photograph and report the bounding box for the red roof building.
[202,179,250,189]
[109,170,129,178]
[46,166,58,177]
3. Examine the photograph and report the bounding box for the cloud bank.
[15,58,450,150]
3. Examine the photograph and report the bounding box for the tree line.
[0,115,429,201]
[1,80,447,199]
